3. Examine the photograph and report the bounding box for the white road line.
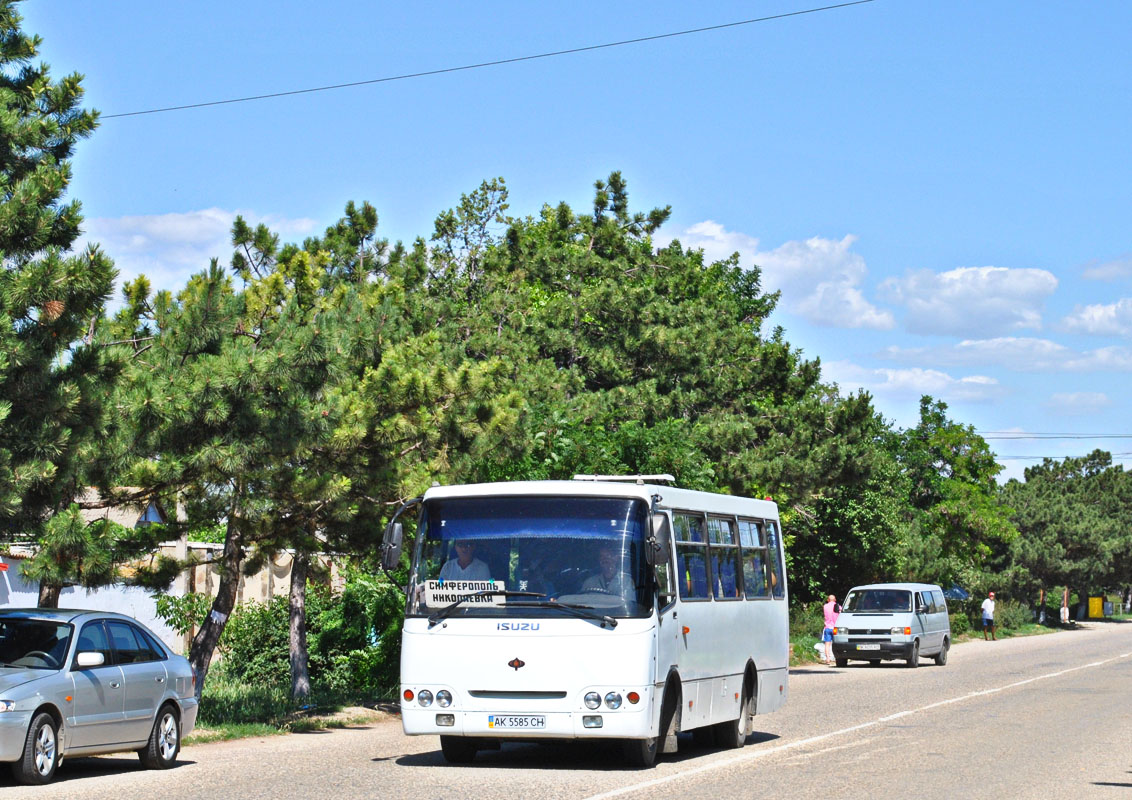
[582,651,1131,800]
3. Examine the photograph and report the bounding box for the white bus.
[381,476,790,767]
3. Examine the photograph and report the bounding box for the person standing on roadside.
[822,594,840,664]
[981,591,997,640]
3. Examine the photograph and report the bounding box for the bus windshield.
[408,495,652,619]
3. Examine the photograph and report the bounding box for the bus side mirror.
[647,513,671,567]
[381,522,403,571]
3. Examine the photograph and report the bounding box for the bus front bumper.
[402,707,652,739]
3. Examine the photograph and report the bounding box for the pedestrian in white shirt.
[981,591,996,640]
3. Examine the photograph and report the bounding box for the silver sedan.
[0,608,198,784]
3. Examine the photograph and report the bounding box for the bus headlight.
[584,692,602,710]
[436,690,452,708]
[418,690,434,707]
[604,692,622,710]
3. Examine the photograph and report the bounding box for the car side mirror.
[76,651,105,668]
[381,521,403,571]
[916,604,927,614]
[646,513,671,567]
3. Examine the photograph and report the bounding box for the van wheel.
[934,638,950,666]
[906,639,920,668]
[835,657,848,668]
[440,735,478,763]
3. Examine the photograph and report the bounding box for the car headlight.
[604,692,622,710]
[584,692,602,710]
[436,690,452,708]
[891,626,911,635]
[418,690,434,707]
[0,700,14,713]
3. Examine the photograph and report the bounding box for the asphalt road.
[4,621,1131,800]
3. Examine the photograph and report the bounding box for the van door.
[913,591,930,651]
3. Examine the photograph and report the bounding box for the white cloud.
[1046,392,1112,415]
[673,223,894,330]
[881,337,1132,372]
[1082,255,1132,281]
[76,209,318,301]
[1061,298,1132,336]
[878,266,1058,337]
[822,360,1005,405]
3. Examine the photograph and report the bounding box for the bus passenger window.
[675,513,710,600]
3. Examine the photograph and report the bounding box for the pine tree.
[0,1,120,604]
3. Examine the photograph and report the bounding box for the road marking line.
[582,651,1131,800]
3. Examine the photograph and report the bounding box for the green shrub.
[994,599,1030,631]
[948,612,969,636]
[789,600,827,639]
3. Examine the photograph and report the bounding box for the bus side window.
[765,520,785,599]
[674,513,710,600]
[739,519,769,598]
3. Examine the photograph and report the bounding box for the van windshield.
[843,589,912,613]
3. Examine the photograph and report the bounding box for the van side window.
[933,590,947,612]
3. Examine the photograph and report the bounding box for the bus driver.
[582,546,636,599]
[439,540,491,581]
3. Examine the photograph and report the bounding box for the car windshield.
[409,495,652,619]
[843,589,912,613]
[0,618,73,670]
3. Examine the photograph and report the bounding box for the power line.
[102,1,876,119]
[980,434,1132,441]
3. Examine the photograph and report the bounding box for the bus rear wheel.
[712,684,751,749]
[440,735,478,764]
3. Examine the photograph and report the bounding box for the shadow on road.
[0,756,196,788]
[394,730,780,771]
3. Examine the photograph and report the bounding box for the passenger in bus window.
[582,546,636,599]
[518,544,557,596]
[439,540,491,581]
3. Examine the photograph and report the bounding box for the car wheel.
[440,735,478,764]
[12,712,58,785]
[934,637,950,666]
[835,657,848,668]
[139,704,180,769]
[867,659,881,667]
[906,639,920,668]
[623,735,659,768]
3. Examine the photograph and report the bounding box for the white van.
[830,582,950,668]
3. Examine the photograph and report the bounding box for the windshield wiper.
[506,600,618,629]
[427,590,545,627]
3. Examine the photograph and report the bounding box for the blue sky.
[23,0,1132,481]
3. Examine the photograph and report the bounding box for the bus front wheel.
[623,736,658,768]
[440,735,478,764]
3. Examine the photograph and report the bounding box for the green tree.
[891,397,1017,587]
[422,173,891,602]
[1002,450,1132,605]
[0,1,127,605]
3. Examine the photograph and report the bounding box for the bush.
[994,599,1030,631]
[182,570,407,704]
[948,612,969,636]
